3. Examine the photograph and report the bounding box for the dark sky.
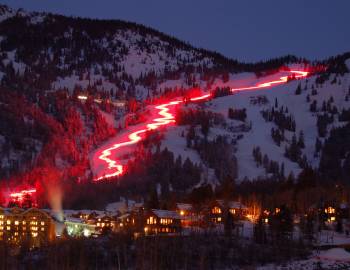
[1,0,349,62]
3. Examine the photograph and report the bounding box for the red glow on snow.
[93,70,308,181]
[9,188,36,203]
[94,94,212,181]
[231,70,308,92]
[188,93,212,101]
[94,99,183,181]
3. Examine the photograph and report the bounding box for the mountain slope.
[0,4,349,207]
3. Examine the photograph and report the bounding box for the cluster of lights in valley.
[9,70,309,202]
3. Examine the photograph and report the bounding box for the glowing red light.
[94,70,308,181]
[231,70,308,92]
[9,188,36,203]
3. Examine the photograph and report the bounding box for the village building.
[0,207,56,248]
[143,209,182,235]
[206,200,248,225]
[176,203,201,228]
[117,208,182,236]
[64,217,96,238]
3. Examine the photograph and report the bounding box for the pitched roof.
[176,203,193,211]
[216,200,247,210]
[152,209,181,219]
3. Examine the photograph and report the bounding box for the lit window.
[23,221,26,225]
[41,221,45,226]
[230,209,236,215]
[15,221,19,225]
[217,217,222,222]
[6,226,10,230]
[325,207,336,214]
[0,215,3,219]
[180,211,185,216]
[212,207,221,214]
[6,220,10,225]
[41,228,44,231]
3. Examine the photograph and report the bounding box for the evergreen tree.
[298,130,305,149]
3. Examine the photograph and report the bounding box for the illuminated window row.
[147,216,157,225]
[160,218,173,225]
[212,207,221,214]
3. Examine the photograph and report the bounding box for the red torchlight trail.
[231,70,308,92]
[94,70,308,181]
[9,188,36,202]
[94,95,212,181]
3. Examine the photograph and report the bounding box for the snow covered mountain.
[0,3,349,203]
[160,67,350,182]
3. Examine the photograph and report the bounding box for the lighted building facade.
[65,217,96,237]
[143,209,182,235]
[0,207,56,248]
[117,209,182,236]
[206,200,248,224]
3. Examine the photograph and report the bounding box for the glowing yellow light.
[78,95,88,100]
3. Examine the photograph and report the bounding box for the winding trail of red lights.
[94,94,211,181]
[9,188,36,203]
[93,70,308,181]
[230,70,308,92]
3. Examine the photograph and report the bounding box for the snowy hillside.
[159,70,350,182]
[0,3,349,197]
[0,4,244,100]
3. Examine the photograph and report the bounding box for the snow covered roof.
[118,213,130,220]
[65,217,84,224]
[105,200,144,213]
[106,201,129,213]
[217,200,247,210]
[176,203,193,211]
[151,209,181,219]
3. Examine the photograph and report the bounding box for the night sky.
[1,0,349,62]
